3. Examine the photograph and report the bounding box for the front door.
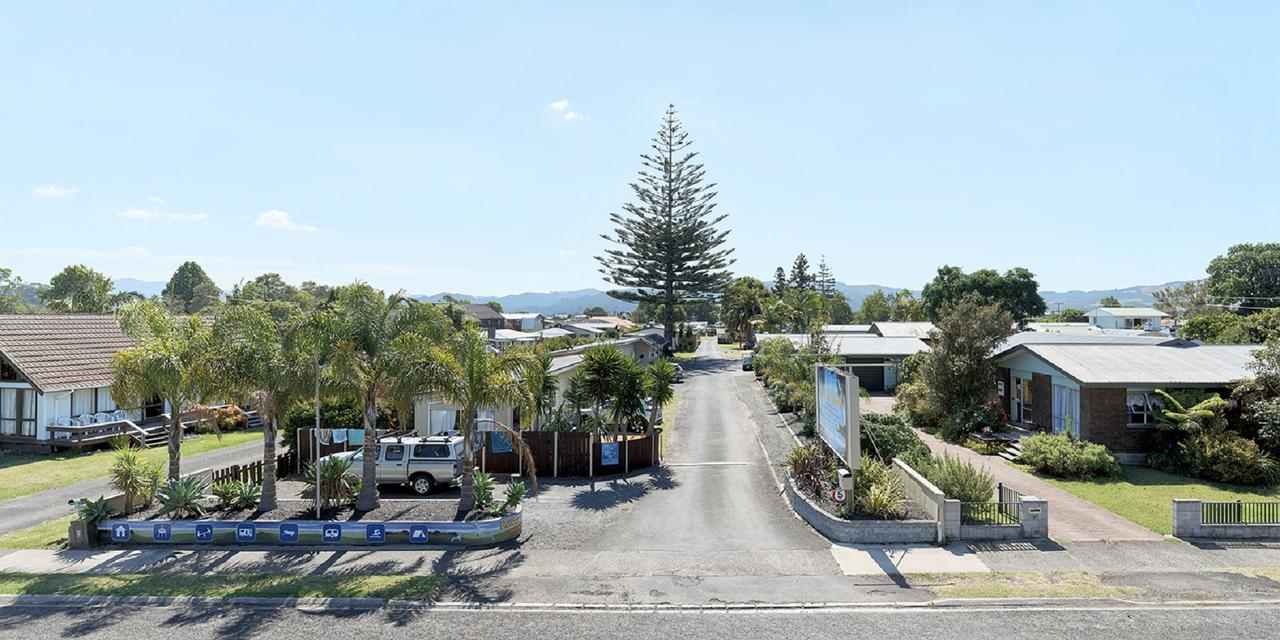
[1013,377,1033,424]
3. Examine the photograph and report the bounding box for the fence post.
[1018,496,1049,538]
[553,431,559,478]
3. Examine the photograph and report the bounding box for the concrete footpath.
[0,441,263,536]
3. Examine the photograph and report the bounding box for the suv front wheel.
[410,473,436,496]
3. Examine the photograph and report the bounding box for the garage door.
[846,358,886,392]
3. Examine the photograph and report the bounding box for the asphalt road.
[0,441,264,536]
[1,600,1276,639]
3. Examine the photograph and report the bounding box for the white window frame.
[1126,390,1162,427]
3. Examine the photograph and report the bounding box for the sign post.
[815,364,861,470]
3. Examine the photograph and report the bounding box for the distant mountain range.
[104,277,1187,315]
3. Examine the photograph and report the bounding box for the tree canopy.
[40,264,130,313]
[1206,243,1280,313]
[596,105,734,344]
[163,261,220,313]
[919,265,1046,323]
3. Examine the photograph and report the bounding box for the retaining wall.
[1173,499,1280,540]
[784,475,937,544]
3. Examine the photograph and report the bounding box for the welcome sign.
[97,513,522,547]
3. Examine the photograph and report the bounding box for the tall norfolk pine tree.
[597,105,735,345]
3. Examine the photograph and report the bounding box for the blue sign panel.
[601,442,620,466]
[365,524,386,544]
[152,523,172,542]
[322,523,343,543]
[278,523,299,543]
[195,523,214,543]
[110,522,130,542]
[235,523,257,543]
[491,431,513,454]
[409,525,430,544]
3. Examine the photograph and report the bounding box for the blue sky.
[2,2,1277,295]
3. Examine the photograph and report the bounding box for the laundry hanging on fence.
[331,429,347,444]
[348,429,364,445]
[315,428,332,445]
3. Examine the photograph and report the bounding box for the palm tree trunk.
[354,389,380,511]
[458,406,477,512]
[167,406,182,481]
[259,409,278,512]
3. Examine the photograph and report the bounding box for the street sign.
[409,525,429,544]
[194,523,214,543]
[278,523,299,543]
[235,523,257,543]
[110,523,130,542]
[322,523,343,543]
[152,523,172,542]
[829,489,847,504]
[816,365,861,468]
[365,524,385,544]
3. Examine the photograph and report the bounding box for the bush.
[1019,433,1121,479]
[939,401,1003,443]
[281,399,391,451]
[215,405,248,432]
[78,496,116,525]
[851,458,906,519]
[919,452,996,502]
[108,443,162,513]
[1246,397,1280,457]
[212,480,262,510]
[302,456,361,509]
[1162,430,1280,486]
[861,413,931,466]
[155,477,210,519]
[785,443,835,497]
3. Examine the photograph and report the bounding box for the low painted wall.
[1173,500,1280,540]
[784,475,937,544]
[89,508,522,548]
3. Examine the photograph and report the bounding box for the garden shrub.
[853,459,907,519]
[212,480,262,510]
[1162,431,1280,486]
[785,443,834,497]
[302,456,361,509]
[861,413,931,467]
[78,497,116,526]
[108,442,162,513]
[213,405,248,432]
[939,401,1003,443]
[919,452,995,502]
[155,477,210,519]
[1019,433,1121,479]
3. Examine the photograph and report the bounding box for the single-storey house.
[445,303,505,337]
[589,315,637,332]
[501,312,545,332]
[491,328,539,349]
[1085,306,1168,331]
[0,314,167,452]
[756,332,929,392]
[992,341,1257,463]
[627,327,669,353]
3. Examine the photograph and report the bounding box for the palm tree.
[581,345,628,440]
[110,300,218,481]
[523,351,559,429]
[327,284,448,511]
[212,301,309,511]
[645,358,677,434]
[410,327,530,511]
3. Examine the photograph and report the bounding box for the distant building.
[501,312,545,332]
[1084,307,1168,331]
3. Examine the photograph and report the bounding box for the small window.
[412,444,450,458]
[384,445,405,461]
[1127,392,1162,426]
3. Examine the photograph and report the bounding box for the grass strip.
[909,571,1143,600]
[0,516,72,550]
[0,571,447,600]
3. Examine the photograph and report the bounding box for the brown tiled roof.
[0,314,132,393]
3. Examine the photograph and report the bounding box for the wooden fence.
[209,452,295,485]
[478,431,658,477]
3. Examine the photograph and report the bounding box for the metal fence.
[997,482,1024,505]
[960,502,1021,525]
[1201,501,1280,525]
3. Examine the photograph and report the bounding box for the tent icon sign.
[409,525,429,544]
[110,523,130,542]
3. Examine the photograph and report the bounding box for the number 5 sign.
[829,489,847,505]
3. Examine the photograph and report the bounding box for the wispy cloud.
[32,185,80,198]
[116,207,207,222]
[254,209,317,232]
[547,98,585,121]
[148,196,166,205]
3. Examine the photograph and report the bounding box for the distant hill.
[415,289,636,315]
[1039,281,1189,310]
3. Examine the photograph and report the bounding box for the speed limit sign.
[830,488,847,504]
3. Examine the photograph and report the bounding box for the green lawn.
[1029,465,1280,535]
[0,430,264,502]
[672,351,700,362]
[0,516,71,550]
[0,572,447,600]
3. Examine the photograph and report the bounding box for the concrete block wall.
[1173,499,1280,540]
[784,475,938,544]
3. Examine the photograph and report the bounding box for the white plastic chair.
[94,412,111,424]
[55,416,71,427]
[112,410,127,421]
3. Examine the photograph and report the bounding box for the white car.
[324,434,464,495]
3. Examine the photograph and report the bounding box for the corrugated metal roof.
[1008,344,1258,387]
[1085,307,1168,318]
[757,334,929,357]
[492,329,537,341]
[548,354,584,374]
[995,331,1183,356]
[870,321,937,338]
[0,314,132,393]
[822,324,872,333]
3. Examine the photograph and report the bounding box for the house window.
[71,388,95,418]
[0,388,36,437]
[1126,391,1162,426]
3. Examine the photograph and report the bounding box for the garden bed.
[784,475,937,544]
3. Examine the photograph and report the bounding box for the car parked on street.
[325,434,464,495]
